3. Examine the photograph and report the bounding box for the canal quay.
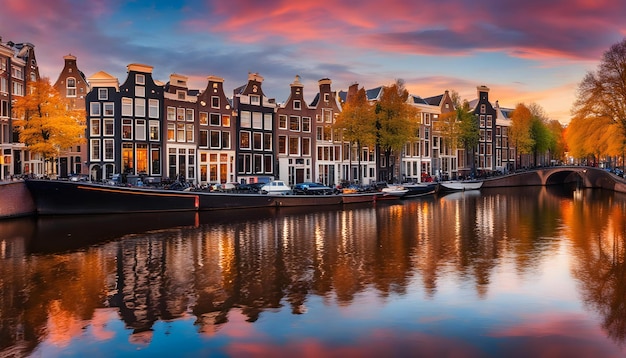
[1,167,626,357]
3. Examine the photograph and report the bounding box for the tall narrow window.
[66,77,76,97]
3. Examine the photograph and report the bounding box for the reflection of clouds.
[128,329,153,346]
[91,308,117,341]
[46,300,85,347]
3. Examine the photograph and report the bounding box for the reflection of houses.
[233,73,276,184]
[53,54,89,178]
[276,76,314,185]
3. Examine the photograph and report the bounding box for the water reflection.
[1,187,625,356]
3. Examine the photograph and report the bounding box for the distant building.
[233,73,276,184]
[196,75,236,185]
[53,54,89,177]
[0,38,39,180]
[276,75,315,185]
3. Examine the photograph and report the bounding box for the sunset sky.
[2,0,625,124]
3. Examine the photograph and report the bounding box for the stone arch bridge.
[482,166,626,193]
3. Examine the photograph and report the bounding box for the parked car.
[237,182,265,193]
[260,180,292,195]
[293,182,333,195]
[69,174,89,182]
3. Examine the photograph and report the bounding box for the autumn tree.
[334,87,376,183]
[572,38,626,168]
[509,103,534,168]
[456,100,479,177]
[546,119,567,163]
[12,78,85,175]
[374,79,419,182]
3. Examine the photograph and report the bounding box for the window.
[151,146,161,175]
[148,99,159,118]
[250,95,260,105]
[98,88,107,100]
[136,119,146,140]
[177,90,185,100]
[210,113,220,126]
[253,132,262,150]
[1,100,8,117]
[11,66,23,79]
[240,131,250,149]
[223,115,231,127]
[122,143,134,173]
[324,93,330,102]
[104,119,114,136]
[279,115,287,129]
[167,107,176,121]
[177,108,185,121]
[254,154,263,173]
[149,120,159,140]
[278,136,286,154]
[323,109,332,123]
[90,102,100,116]
[263,113,272,130]
[0,78,7,93]
[293,100,301,110]
[302,117,311,132]
[222,131,230,149]
[252,112,262,129]
[186,108,194,121]
[480,104,486,113]
[135,86,145,97]
[66,77,76,97]
[136,144,148,173]
[241,111,251,128]
[199,129,208,147]
[122,98,133,116]
[186,124,194,142]
[264,155,272,174]
[289,137,299,155]
[167,123,175,141]
[177,123,185,141]
[90,118,100,136]
[210,130,220,148]
[122,119,133,139]
[289,116,300,131]
[12,82,23,96]
[0,58,5,72]
[104,139,114,160]
[199,112,208,125]
[211,96,219,108]
[136,74,145,85]
[302,137,310,155]
[135,98,145,117]
[90,139,100,161]
[264,133,272,150]
[103,103,114,116]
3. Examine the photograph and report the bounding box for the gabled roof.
[423,94,443,106]
[408,95,429,105]
[88,71,119,90]
[366,86,383,101]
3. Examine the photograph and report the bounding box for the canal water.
[1,186,626,357]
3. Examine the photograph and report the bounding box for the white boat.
[381,185,409,198]
[260,180,292,195]
[438,180,483,192]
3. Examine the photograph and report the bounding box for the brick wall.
[0,181,36,218]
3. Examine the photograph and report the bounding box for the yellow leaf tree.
[334,86,376,183]
[12,78,85,174]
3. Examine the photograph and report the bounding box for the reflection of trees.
[0,186,591,351]
[567,190,626,345]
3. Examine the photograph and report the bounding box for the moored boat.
[401,183,437,197]
[25,179,200,215]
[380,185,409,198]
[437,180,483,192]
